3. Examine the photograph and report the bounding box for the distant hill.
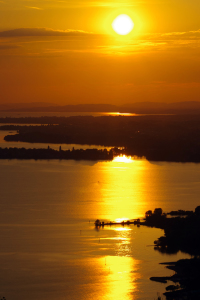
[1,102,200,114]
[122,101,200,114]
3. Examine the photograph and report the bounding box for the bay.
[0,158,198,300]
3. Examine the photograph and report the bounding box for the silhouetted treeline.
[2,115,200,162]
[0,147,113,161]
[167,209,193,216]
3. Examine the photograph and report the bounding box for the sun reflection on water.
[114,227,131,231]
[99,226,139,300]
[115,218,130,223]
[103,255,138,300]
[97,156,148,221]
[113,155,133,163]
[106,112,137,116]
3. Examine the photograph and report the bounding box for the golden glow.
[115,218,130,223]
[105,256,137,299]
[2,0,199,104]
[102,8,143,38]
[95,156,149,221]
[112,14,134,35]
[113,155,133,163]
[107,112,137,116]
[114,227,131,232]
[93,255,138,300]
[104,228,138,298]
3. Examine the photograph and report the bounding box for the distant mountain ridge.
[1,102,200,114]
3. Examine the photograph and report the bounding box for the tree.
[154,208,163,215]
[195,206,200,215]
[145,210,152,217]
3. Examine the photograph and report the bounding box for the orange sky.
[0,0,200,105]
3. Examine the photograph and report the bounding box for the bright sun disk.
[112,14,134,35]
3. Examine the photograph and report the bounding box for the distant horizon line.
[1,101,200,113]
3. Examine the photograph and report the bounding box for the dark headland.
[146,207,200,300]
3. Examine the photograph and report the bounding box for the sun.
[112,14,134,35]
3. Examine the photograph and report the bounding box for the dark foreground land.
[1,114,200,162]
[144,208,200,299]
[152,259,200,300]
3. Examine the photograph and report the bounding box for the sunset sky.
[0,0,200,105]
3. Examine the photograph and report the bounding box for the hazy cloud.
[145,29,200,41]
[1,28,200,58]
[0,44,19,50]
[55,1,140,7]
[25,6,43,10]
[0,28,96,37]
[82,1,140,7]
[0,0,142,9]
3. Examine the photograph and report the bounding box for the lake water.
[0,158,199,300]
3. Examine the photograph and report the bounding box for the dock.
[94,219,145,227]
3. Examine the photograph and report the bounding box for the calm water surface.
[0,158,199,300]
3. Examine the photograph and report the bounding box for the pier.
[94,218,143,227]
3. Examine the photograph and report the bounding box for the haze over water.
[0,158,199,300]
